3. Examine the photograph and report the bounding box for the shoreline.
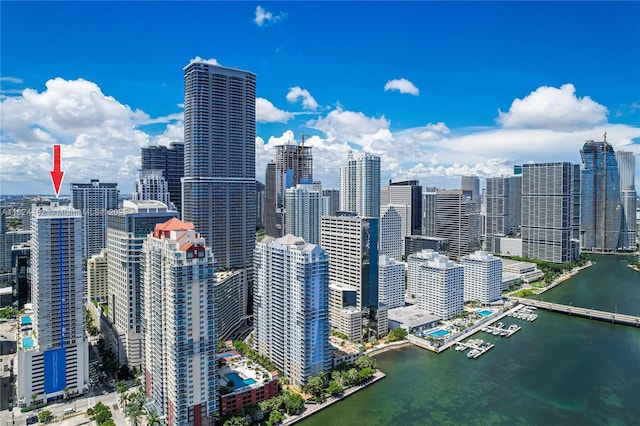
[365,340,412,357]
[282,371,386,425]
[532,261,595,295]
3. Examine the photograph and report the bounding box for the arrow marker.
[50,144,64,198]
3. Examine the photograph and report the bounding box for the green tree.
[327,381,344,396]
[268,409,285,425]
[88,402,112,424]
[38,410,53,423]
[125,401,142,426]
[116,380,128,401]
[355,355,376,370]
[304,372,326,400]
[283,391,304,415]
[100,420,116,426]
[146,411,161,426]
[223,416,250,426]
[30,393,38,406]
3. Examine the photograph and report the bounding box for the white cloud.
[187,56,219,66]
[256,97,293,123]
[497,83,608,131]
[309,107,391,149]
[286,86,318,111]
[384,78,420,96]
[0,77,179,194]
[254,5,286,27]
[0,76,23,84]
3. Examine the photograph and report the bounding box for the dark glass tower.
[580,140,622,252]
[141,142,184,214]
[181,61,256,271]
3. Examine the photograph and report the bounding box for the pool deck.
[408,304,527,353]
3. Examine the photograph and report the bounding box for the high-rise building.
[17,204,89,407]
[406,249,439,300]
[328,283,362,341]
[141,142,184,214]
[340,151,381,217]
[580,140,622,252]
[142,218,218,425]
[321,214,379,310]
[461,175,481,212]
[404,235,449,258]
[378,255,405,309]
[615,151,637,250]
[389,180,422,235]
[434,190,480,260]
[132,169,175,210]
[461,251,502,304]
[422,188,437,237]
[265,141,313,237]
[256,180,265,230]
[265,162,277,237]
[182,61,256,273]
[254,235,331,387]
[71,179,119,258]
[11,242,30,308]
[321,189,341,217]
[107,200,178,367]
[87,249,108,303]
[412,252,464,320]
[285,184,321,244]
[522,162,581,263]
[485,176,522,253]
[379,205,403,261]
[1,229,30,271]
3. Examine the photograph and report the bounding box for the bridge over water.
[511,297,640,327]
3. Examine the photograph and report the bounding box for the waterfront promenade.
[282,371,386,426]
[511,297,640,327]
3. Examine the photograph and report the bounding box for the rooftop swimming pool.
[21,316,31,326]
[225,372,257,389]
[427,329,450,338]
[23,337,34,349]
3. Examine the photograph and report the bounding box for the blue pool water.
[225,372,257,389]
[21,316,31,326]
[23,337,34,349]
[478,310,493,316]
[427,329,450,338]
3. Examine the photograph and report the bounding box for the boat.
[467,349,478,358]
[455,344,466,352]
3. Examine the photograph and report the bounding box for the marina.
[454,339,494,359]
[481,323,522,337]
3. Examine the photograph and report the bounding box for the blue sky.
[1,1,639,195]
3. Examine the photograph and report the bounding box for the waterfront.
[300,255,640,425]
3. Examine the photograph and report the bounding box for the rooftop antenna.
[603,131,607,143]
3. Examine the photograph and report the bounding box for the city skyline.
[1,2,640,195]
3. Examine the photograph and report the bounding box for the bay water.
[300,255,640,425]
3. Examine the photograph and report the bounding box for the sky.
[1,1,639,196]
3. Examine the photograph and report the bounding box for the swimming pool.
[225,372,257,389]
[478,310,493,316]
[21,316,32,326]
[23,337,34,349]
[427,329,450,338]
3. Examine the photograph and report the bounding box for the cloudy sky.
[1,2,639,196]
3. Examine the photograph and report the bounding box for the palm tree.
[63,386,69,401]
[30,393,38,406]
[125,402,142,426]
[146,411,161,426]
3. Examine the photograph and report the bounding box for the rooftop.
[388,305,441,329]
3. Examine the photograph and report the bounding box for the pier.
[511,297,640,327]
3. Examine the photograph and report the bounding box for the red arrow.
[50,144,64,198]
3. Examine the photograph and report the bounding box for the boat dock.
[454,339,494,359]
[481,323,522,337]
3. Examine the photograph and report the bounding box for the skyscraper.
[107,200,178,368]
[141,142,184,214]
[71,179,119,258]
[485,176,521,253]
[321,214,379,310]
[434,190,480,260]
[389,179,423,235]
[87,249,108,303]
[321,188,341,216]
[285,184,321,244]
[142,217,218,425]
[181,61,255,334]
[340,151,381,217]
[265,140,313,237]
[615,150,637,250]
[379,205,402,260]
[461,175,481,212]
[580,140,622,252]
[132,169,175,210]
[264,162,277,237]
[378,255,405,309]
[17,204,88,407]
[521,162,581,263]
[254,235,331,387]
[412,252,464,320]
